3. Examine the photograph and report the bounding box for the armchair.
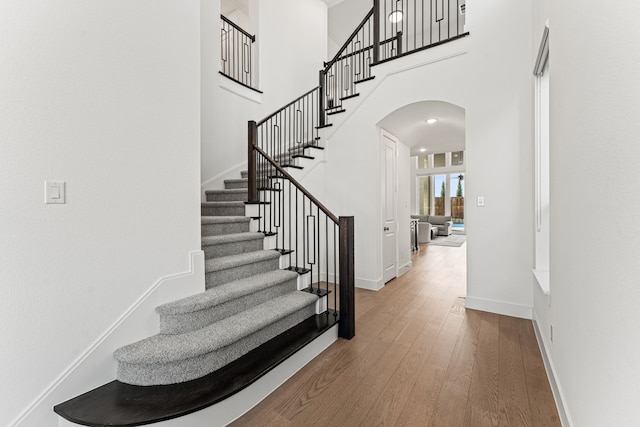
[410,214,453,243]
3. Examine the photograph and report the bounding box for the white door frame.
[381,129,399,283]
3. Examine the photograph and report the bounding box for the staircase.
[54,174,341,425]
[112,176,322,386]
[54,0,468,423]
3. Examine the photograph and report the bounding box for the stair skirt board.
[115,295,317,386]
[54,313,339,427]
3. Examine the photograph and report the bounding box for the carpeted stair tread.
[205,250,281,273]
[114,292,317,364]
[205,189,248,202]
[201,201,246,217]
[201,201,245,208]
[205,189,247,195]
[201,232,264,247]
[155,270,300,334]
[158,269,299,316]
[224,179,248,189]
[201,216,250,225]
[201,216,251,237]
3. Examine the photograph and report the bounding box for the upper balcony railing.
[321,0,466,113]
[377,0,467,63]
[220,15,257,90]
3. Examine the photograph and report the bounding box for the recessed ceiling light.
[388,10,403,23]
[420,148,427,153]
[426,118,438,124]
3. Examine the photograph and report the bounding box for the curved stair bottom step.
[116,297,317,386]
[54,312,339,427]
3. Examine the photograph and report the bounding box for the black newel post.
[339,216,355,339]
[248,120,257,203]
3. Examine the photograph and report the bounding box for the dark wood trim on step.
[54,312,339,427]
[219,71,263,94]
[354,76,375,85]
[340,93,360,101]
[371,32,470,67]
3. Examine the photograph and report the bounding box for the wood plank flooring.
[231,243,560,427]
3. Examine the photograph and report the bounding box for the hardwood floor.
[231,243,560,427]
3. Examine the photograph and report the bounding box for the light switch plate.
[45,181,66,204]
[477,196,485,207]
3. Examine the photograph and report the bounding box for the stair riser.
[206,192,248,202]
[206,257,280,289]
[201,205,246,216]
[225,181,248,190]
[159,277,299,334]
[117,305,317,386]
[203,238,265,259]
[201,222,250,237]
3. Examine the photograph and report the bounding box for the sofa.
[411,215,453,243]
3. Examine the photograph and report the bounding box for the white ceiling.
[221,0,249,16]
[377,101,465,156]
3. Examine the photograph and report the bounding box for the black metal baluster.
[288,180,292,263]
[325,215,329,302]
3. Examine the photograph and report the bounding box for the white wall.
[396,140,412,274]
[0,2,201,425]
[317,0,533,306]
[201,0,328,191]
[538,1,640,425]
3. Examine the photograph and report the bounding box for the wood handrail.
[252,145,339,224]
[323,8,374,72]
[221,15,255,42]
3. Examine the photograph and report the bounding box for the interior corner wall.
[0,2,201,426]
[396,140,412,272]
[320,0,533,305]
[463,0,534,318]
[543,1,640,426]
[201,0,327,190]
[257,0,328,109]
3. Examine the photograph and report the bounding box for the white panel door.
[383,132,397,283]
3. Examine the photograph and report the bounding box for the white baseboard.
[532,313,573,427]
[464,296,532,320]
[355,276,384,291]
[397,261,412,277]
[13,251,205,427]
[62,324,338,427]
